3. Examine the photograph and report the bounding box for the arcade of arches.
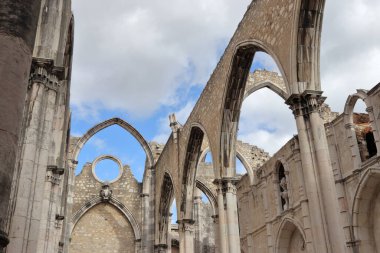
[1,1,380,253]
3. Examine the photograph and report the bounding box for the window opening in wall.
[278,163,288,211]
[94,159,120,182]
[353,100,377,161]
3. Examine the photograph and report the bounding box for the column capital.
[213,177,239,194]
[177,219,195,232]
[366,106,374,113]
[29,57,65,91]
[286,90,326,117]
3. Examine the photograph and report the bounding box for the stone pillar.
[287,91,345,253]
[193,188,202,253]
[307,93,346,253]
[223,178,241,253]
[167,214,173,253]
[211,215,219,253]
[215,182,228,253]
[0,1,42,251]
[178,219,195,253]
[7,59,65,253]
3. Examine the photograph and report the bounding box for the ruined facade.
[1,0,380,253]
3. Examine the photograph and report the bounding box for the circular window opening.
[94,159,121,183]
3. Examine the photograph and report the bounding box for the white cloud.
[321,0,380,112]
[71,0,250,118]
[238,89,296,155]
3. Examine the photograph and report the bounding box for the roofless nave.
[1,0,380,253]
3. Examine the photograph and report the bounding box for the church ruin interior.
[0,0,380,253]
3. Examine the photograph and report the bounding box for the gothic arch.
[243,80,289,100]
[180,126,204,219]
[71,117,154,168]
[352,168,380,252]
[275,218,306,253]
[70,195,141,240]
[220,41,288,178]
[157,172,175,245]
[195,179,218,215]
[343,90,379,165]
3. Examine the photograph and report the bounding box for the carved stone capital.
[177,219,195,232]
[29,58,65,91]
[366,106,374,113]
[286,90,325,117]
[47,165,65,176]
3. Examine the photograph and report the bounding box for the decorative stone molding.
[29,58,64,91]
[177,219,195,232]
[46,165,64,185]
[286,90,326,118]
[47,165,65,175]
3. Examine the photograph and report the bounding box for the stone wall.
[70,203,136,253]
[69,161,142,253]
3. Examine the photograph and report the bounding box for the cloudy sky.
[70,0,380,182]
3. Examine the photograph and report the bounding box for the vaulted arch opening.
[276,219,306,253]
[73,118,153,182]
[352,169,380,253]
[70,203,136,253]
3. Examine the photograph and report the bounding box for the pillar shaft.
[178,219,194,253]
[288,91,345,253]
[224,180,241,253]
[216,184,228,253]
[0,0,42,251]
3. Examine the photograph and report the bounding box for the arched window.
[277,163,289,212]
[352,100,377,161]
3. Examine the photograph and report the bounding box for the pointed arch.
[70,195,141,240]
[244,80,289,100]
[180,126,204,218]
[195,179,217,215]
[71,118,154,168]
[157,172,175,245]
[220,41,288,178]
[352,168,380,252]
[275,217,306,253]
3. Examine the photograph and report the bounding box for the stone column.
[223,178,241,253]
[193,188,202,253]
[167,213,173,253]
[178,219,195,253]
[215,181,228,253]
[306,92,346,253]
[0,1,42,251]
[287,91,345,253]
[211,215,219,253]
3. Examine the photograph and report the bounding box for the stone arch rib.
[351,168,380,252]
[70,196,141,240]
[180,126,204,218]
[71,117,154,168]
[195,179,218,215]
[275,217,306,253]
